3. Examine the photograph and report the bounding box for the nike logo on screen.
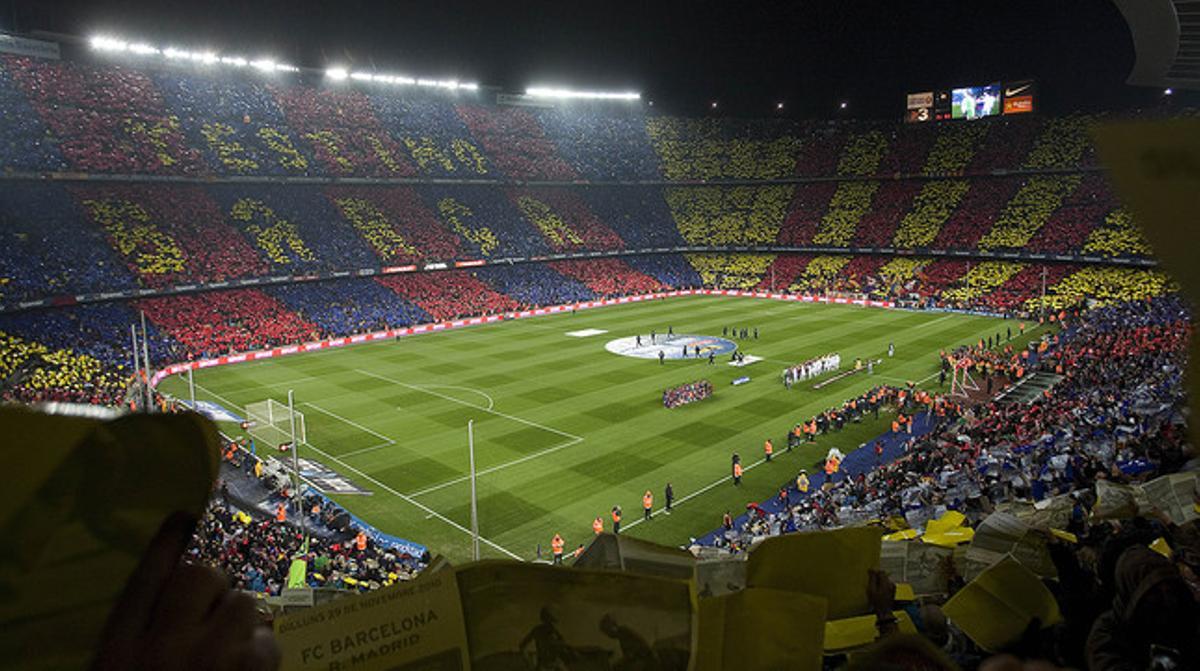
[1005,85,1030,97]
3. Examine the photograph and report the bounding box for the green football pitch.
[159,295,1018,563]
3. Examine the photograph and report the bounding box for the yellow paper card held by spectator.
[943,557,1061,652]
[924,510,966,535]
[1049,528,1077,544]
[824,610,916,653]
[703,588,826,671]
[274,570,469,671]
[0,408,220,671]
[746,526,882,619]
[882,528,919,541]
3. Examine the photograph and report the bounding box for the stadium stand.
[2,50,1196,671]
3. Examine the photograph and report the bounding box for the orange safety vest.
[593,517,604,534]
[764,440,773,455]
[825,457,839,475]
[355,531,367,551]
[733,463,744,478]
[643,493,653,510]
[275,504,287,522]
[612,509,621,523]
[551,535,564,554]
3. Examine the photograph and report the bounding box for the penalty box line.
[190,380,522,560]
[352,368,589,497]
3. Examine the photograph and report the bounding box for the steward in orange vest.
[355,531,368,552]
[593,516,604,535]
[611,506,622,534]
[642,490,654,521]
[551,533,565,564]
[733,462,744,485]
[764,439,774,462]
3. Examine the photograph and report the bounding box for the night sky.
[4,0,1188,118]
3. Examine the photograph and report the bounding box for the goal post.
[245,399,307,449]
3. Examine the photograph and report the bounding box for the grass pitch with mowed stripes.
[160,295,1014,562]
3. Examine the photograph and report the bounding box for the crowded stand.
[456,104,576,180]
[0,183,135,303]
[921,122,988,176]
[76,184,268,286]
[211,185,379,272]
[754,254,813,292]
[326,186,464,264]
[666,185,792,246]
[369,96,491,178]
[774,182,841,246]
[271,279,431,336]
[645,117,799,180]
[891,179,972,249]
[508,187,626,252]
[546,258,665,297]
[976,175,1085,251]
[940,261,1027,306]
[931,177,1025,250]
[1083,207,1155,258]
[377,270,520,321]
[705,297,1196,670]
[0,60,67,171]
[848,181,923,248]
[4,56,208,175]
[271,85,416,177]
[153,71,316,176]
[622,253,703,288]
[137,289,318,359]
[686,253,775,290]
[471,263,596,308]
[1025,174,1120,254]
[788,255,852,294]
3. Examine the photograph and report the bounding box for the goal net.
[245,399,307,449]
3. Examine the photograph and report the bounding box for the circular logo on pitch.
[605,334,738,360]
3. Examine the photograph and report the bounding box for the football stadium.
[4,1,1200,669]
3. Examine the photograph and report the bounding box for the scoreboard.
[905,80,1035,124]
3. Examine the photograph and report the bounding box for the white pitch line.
[339,441,402,458]
[190,381,520,560]
[912,314,958,329]
[407,436,584,497]
[298,440,522,560]
[356,369,583,441]
[621,453,783,532]
[302,401,396,445]
[412,384,496,411]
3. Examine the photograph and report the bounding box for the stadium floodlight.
[525,87,641,101]
[90,32,299,76]
[1164,88,1174,95]
[342,71,473,90]
[839,101,848,109]
[90,36,128,52]
[776,102,784,110]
